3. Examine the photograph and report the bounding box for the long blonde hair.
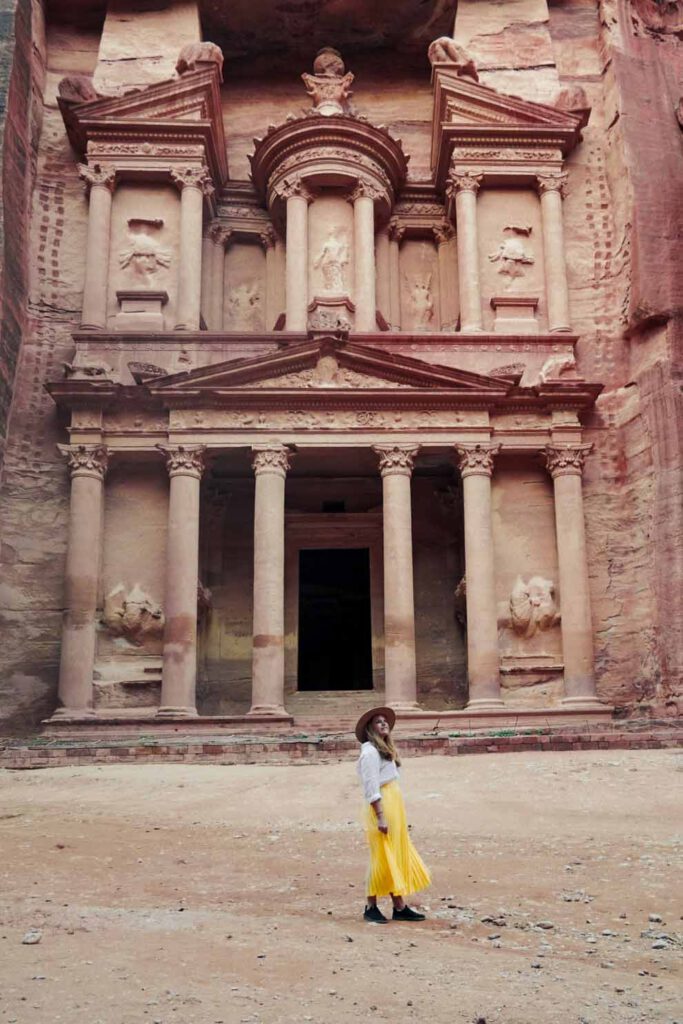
[365,722,402,767]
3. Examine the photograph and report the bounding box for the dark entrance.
[297,548,373,690]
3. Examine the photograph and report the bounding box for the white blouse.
[357,741,400,803]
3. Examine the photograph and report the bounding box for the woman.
[355,707,431,923]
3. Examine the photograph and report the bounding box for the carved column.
[208,224,231,331]
[433,221,457,331]
[279,178,313,332]
[454,443,503,709]
[373,445,420,711]
[78,163,116,331]
[201,231,213,329]
[375,227,391,327]
[249,445,292,716]
[172,166,214,331]
[351,180,379,332]
[388,218,404,331]
[537,173,571,333]
[544,445,600,705]
[55,444,109,716]
[261,226,280,331]
[448,171,483,332]
[157,445,206,717]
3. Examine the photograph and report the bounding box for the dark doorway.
[297,548,373,690]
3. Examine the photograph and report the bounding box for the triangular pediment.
[434,68,581,130]
[147,338,512,396]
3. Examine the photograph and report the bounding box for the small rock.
[536,921,554,930]
[531,961,542,969]
[651,940,668,950]
[344,934,354,942]
[648,913,663,924]
[22,929,42,945]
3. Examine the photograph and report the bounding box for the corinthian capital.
[536,172,569,198]
[373,444,420,477]
[447,169,483,197]
[432,221,455,245]
[252,444,293,477]
[543,443,592,478]
[454,443,500,478]
[78,162,116,191]
[348,179,383,203]
[208,222,233,247]
[58,443,109,480]
[388,217,405,243]
[158,444,206,478]
[171,165,214,196]
[258,225,277,250]
[273,176,314,203]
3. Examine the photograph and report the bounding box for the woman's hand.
[377,815,389,835]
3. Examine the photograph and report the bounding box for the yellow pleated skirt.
[363,780,432,898]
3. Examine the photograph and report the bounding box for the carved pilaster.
[252,444,292,478]
[58,443,109,480]
[536,172,569,198]
[543,444,592,478]
[454,443,501,478]
[373,444,420,477]
[158,444,206,479]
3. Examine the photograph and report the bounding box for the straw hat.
[354,706,396,743]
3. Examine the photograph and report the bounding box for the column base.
[387,701,421,713]
[560,695,604,710]
[465,697,505,711]
[156,706,199,719]
[460,322,484,333]
[78,322,105,332]
[247,704,288,717]
[50,706,97,720]
[549,325,572,334]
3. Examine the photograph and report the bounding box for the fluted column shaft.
[352,183,378,332]
[538,174,571,333]
[158,446,205,717]
[55,445,109,716]
[282,182,312,331]
[249,445,292,715]
[172,167,213,331]
[545,445,599,704]
[455,444,503,708]
[449,172,483,332]
[374,445,420,710]
[79,164,116,331]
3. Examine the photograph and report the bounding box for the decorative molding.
[537,172,569,198]
[252,445,292,477]
[543,444,592,478]
[58,443,109,480]
[78,162,116,191]
[373,444,420,476]
[454,442,501,478]
[158,444,206,478]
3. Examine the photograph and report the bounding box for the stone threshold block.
[491,295,539,334]
[115,290,168,331]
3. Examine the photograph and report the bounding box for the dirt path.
[1,749,681,1024]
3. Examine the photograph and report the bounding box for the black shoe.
[392,905,426,922]
[364,904,388,924]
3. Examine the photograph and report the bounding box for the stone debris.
[21,929,42,945]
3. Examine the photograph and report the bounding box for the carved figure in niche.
[176,41,224,80]
[488,225,534,285]
[119,219,171,280]
[102,584,165,646]
[427,37,479,81]
[63,359,118,381]
[508,576,560,639]
[228,281,262,330]
[314,229,349,292]
[302,47,354,116]
[405,272,435,328]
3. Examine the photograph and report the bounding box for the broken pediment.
[431,68,584,188]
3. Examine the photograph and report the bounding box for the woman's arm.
[359,746,388,833]
[371,797,388,834]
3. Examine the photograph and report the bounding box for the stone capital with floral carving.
[388,217,406,244]
[432,221,455,245]
[447,169,483,197]
[252,444,293,478]
[58,443,110,480]
[171,165,214,196]
[348,179,384,204]
[78,162,116,192]
[454,442,501,478]
[208,222,233,247]
[536,172,569,198]
[543,443,592,478]
[158,444,206,479]
[259,225,277,250]
[273,176,315,203]
[373,444,420,477]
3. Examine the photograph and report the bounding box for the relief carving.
[176,41,224,79]
[405,272,435,329]
[63,359,118,381]
[309,308,352,332]
[227,281,263,331]
[313,228,350,293]
[119,219,171,280]
[488,225,534,284]
[58,75,99,105]
[302,47,354,116]
[537,353,577,383]
[503,576,560,638]
[102,583,165,646]
[427,37,478,82]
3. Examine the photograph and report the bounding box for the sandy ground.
[0,749,681,1024]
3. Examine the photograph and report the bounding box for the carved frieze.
[88,143,205,159]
